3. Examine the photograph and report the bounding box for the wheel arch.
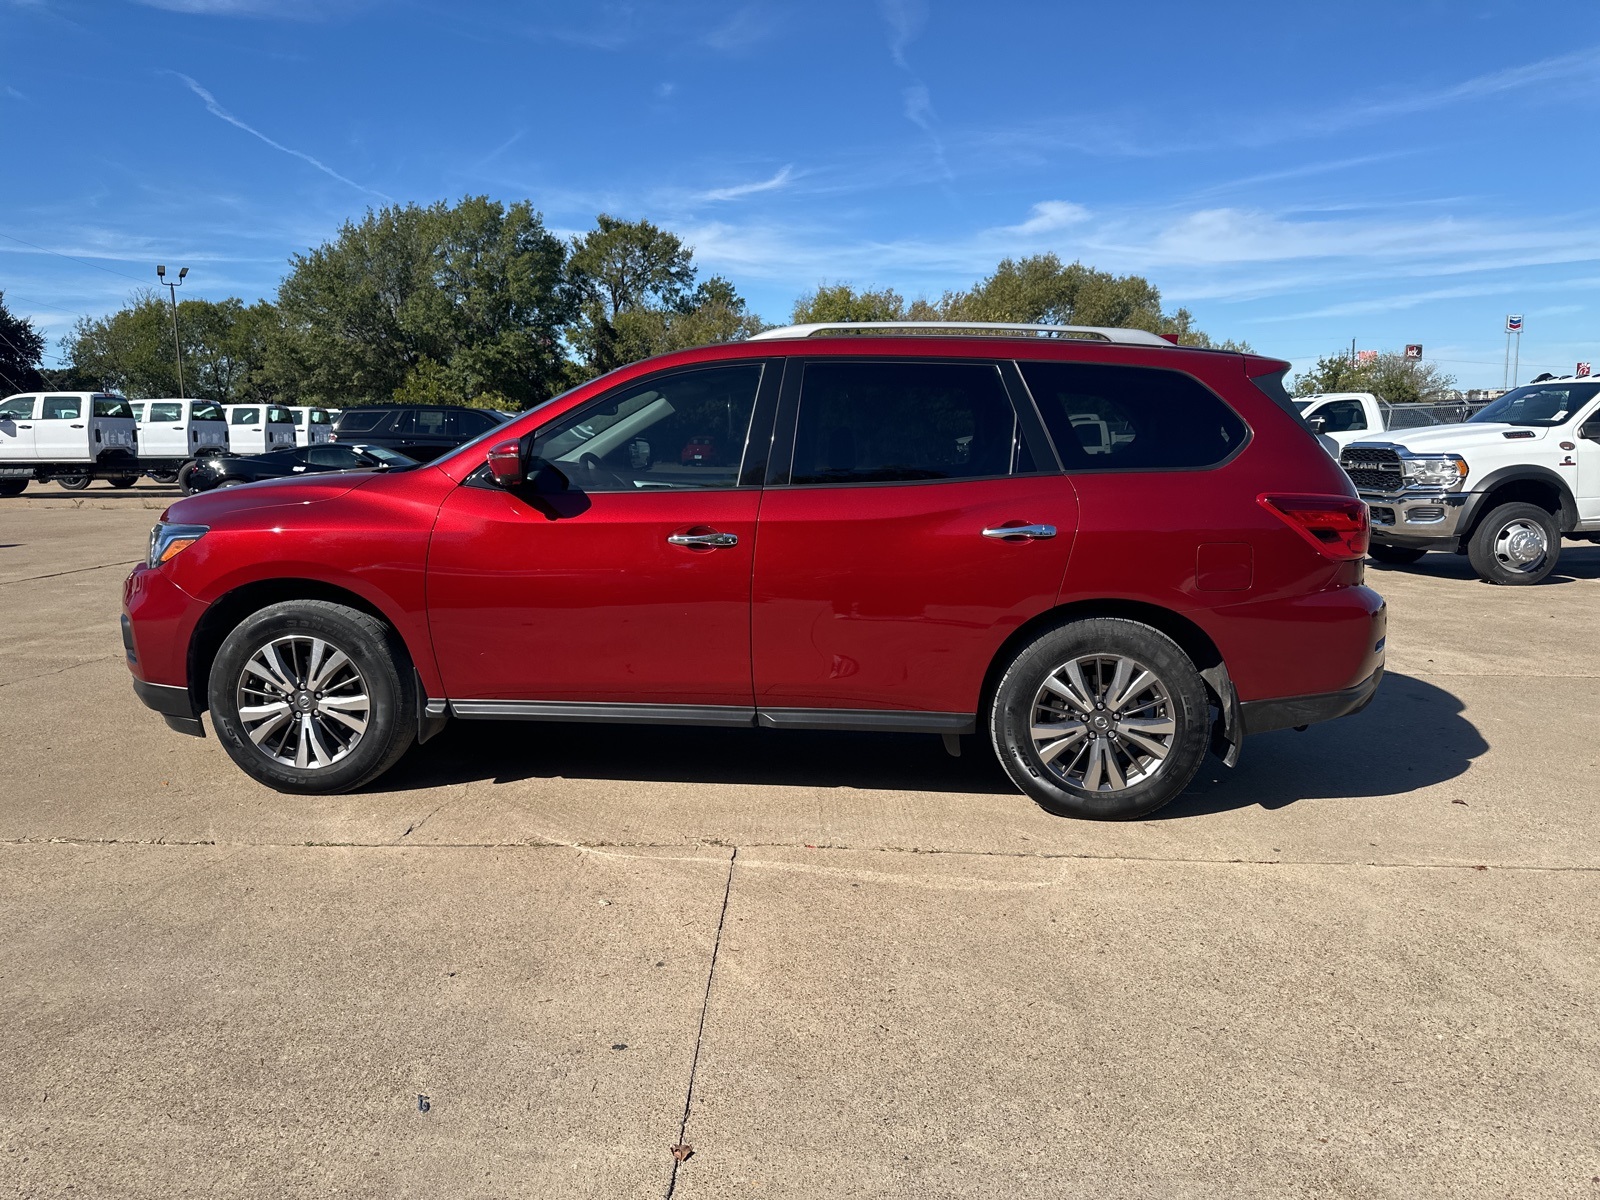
[186,578,411,713]
[979,598,1238,763]
[1462,466,1579,538]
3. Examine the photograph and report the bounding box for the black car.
[329,405,511,462]
[178,443,417,494]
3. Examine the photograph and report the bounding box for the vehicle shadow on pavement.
[1159,670,1485,819]
[393,722,1019,794]
[1366,542,1600,585]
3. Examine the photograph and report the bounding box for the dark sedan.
[178,443,417,494]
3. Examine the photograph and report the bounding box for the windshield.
[1469,382,1600,427]
[358,444,417,467]
[93,395,133,418]
[190,401,224,422]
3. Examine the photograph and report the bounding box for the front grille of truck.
[1340,446,1403,493]
[1407,506,1445,523]
[1369,506,1395,525]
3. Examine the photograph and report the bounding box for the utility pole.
[156,264,188,399]
[1350,337,1356,367]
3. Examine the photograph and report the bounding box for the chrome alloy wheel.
[235,635,370,769]
[1492,519,1549,573]
[1029,654,1176,792]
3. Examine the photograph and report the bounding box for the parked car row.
[0,396,507,496]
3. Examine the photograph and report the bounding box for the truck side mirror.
[1579,419,1600,443]
[1307,415,1327,434]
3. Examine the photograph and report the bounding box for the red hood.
[160,472,378,526]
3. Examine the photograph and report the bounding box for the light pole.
[156,264,188,398]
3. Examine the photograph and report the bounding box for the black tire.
[1368,544,1427,565]
[208,600,417,793]
[0,479,26,498]
[147,470,180,485]
[1466,502,1560,585]
[106,475,139,489]
[990,618,1210,820]
[177,461,204,495]
[55,474,90,491]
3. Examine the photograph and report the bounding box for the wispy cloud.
[1004,201,1090,236]
[3,85,27,102]
[704,4,782,52]
[136,0,337,14]
[170,73,390,200]
[878,0,925,68]
[698,165,795,203]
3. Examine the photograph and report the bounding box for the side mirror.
[1579,420,1600,443]
[486,439,525,486]
[1307,415,1328,434]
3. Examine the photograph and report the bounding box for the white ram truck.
[0,391,141,495]
[1340,375,1600,584]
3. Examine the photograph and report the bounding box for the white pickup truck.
[0,391,141,495]
[131,397,230,483]
[1297,391,1486,450]
[1340,375,1600,584]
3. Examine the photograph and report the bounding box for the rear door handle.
[70,424,85,429]
[667,530,738,548]
[982,523,1057,540]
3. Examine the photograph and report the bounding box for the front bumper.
[1362,490,1471,547]
[132,677,205,737]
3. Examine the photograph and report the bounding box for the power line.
[0,230,151,286]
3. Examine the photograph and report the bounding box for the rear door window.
[267,406,292,424]
[93,396,133,418]
[1017,362,1247,471]
[231,408,260,425]
[190,401,223,421]
[332,410,385,433]
[396,409,453,437]
[789,361,1025,485]
[149,402,183,423]
[43,396,83,419]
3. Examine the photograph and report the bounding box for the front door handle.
[982,523,1057,541]
[667,530,739,549]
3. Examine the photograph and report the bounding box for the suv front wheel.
[208,600,417,793]
[990,618,1210,820]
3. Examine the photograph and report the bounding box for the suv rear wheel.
[1467,502,1560,585]
[990,618,1209,820]
[208,600,417,793]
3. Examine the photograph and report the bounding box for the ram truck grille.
[1340,446,1403,493]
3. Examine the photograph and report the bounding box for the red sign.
[1578,363,1592,377]
[1404,344,1422,359]
[1356,349,1378,363]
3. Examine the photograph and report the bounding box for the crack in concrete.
[0,835,1595,874]
[0,655,119,689]
[0,560,138,586]
[664,845,736,1199]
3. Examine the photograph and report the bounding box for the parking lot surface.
[3,482,1598,1197]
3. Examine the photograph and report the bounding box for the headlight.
[147,522,209,568]
[1401,454,1468,490]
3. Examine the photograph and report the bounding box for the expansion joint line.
[666,845,736,1198]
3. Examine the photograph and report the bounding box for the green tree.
[62,291,274,400]
[0,291,48,393]
[269,196,572,409]
[1293,352,1456,403]
[789,257,1242,348]
[567,216,762,377]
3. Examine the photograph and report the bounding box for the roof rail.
[747,320,1175,347]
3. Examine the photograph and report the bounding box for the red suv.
[122,323,1384,819]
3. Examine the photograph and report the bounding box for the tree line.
[1291,351,1458,405]
[3,195,1238,408]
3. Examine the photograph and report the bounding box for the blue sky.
[4,0,1599,389]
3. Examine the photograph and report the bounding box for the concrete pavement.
[2,481,1597,1197]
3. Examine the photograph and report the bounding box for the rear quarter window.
[333,411,385,433]
[1017,362,1247,471]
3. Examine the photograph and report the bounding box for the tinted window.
[93,395,133,418]
[332,410,385,433]
[0,396,35,419]
[456,410,495,434]
[190,401,223,422]
[790,361,1020,485]
[291,410,305,426]
[256,449,300,466]
[532,364,762,492]
[267,406,292,424]
[231,408,259,425]
[1469,381,1599,427]
[309,408,332,425]
[307,445,360,468]
[396,408,457,437]
[1019,362,1247,471]
[1313,399,1366,433]
[149,402,183,423]
[43,396,83,419]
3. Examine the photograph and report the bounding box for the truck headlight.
[147,522,209,568]
[1401,454,1468,490]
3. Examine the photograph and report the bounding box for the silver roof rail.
[747,320,1175,347]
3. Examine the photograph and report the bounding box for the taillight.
[1259,494,1369,561]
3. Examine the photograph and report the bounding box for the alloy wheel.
[235,635,370,769]
[1028,654,1176,792]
